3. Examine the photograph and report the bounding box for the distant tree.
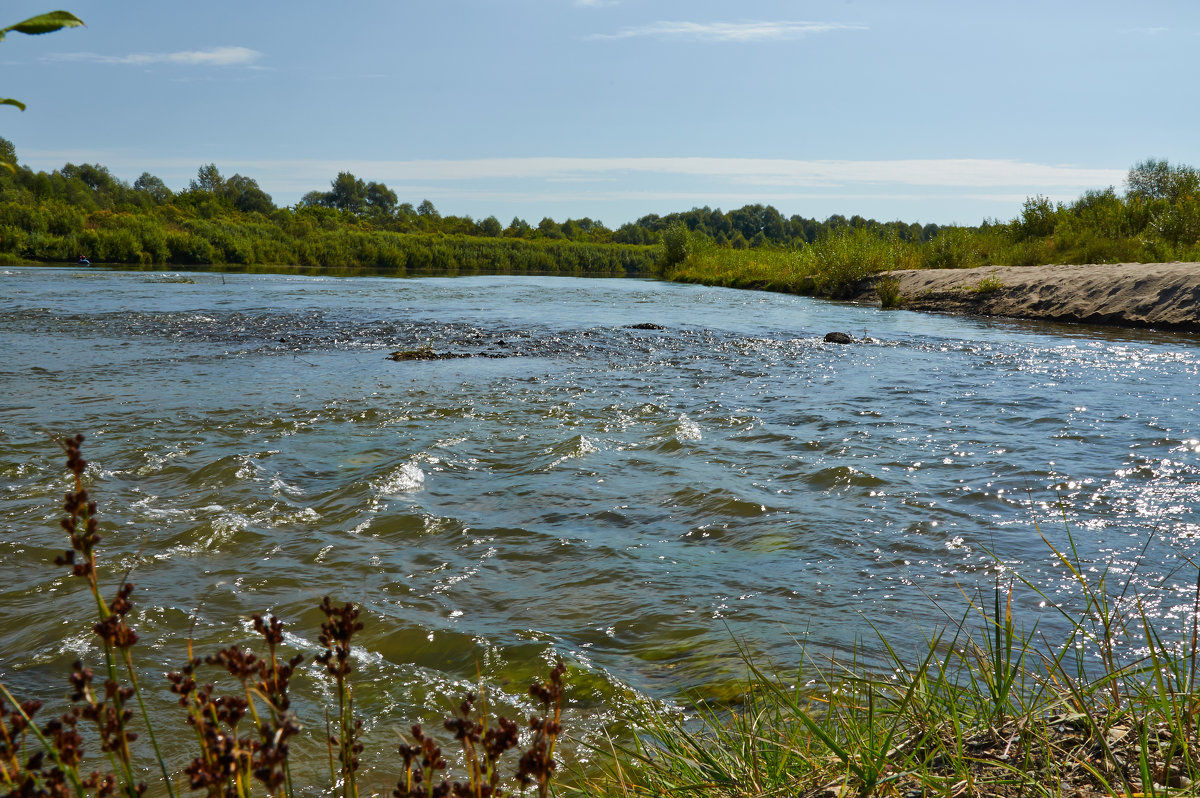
[1126,158,1200,203]
[61,162,118,192]
[0,136,16,168]
[1015,195,1059,240]
[299,190,328,207]
[364,181,397,215]
[225,173,273,213]
[328,171,366,213]
[416,199,440,219]
[537,216,563,239]
[479,215,503,237]
[505,216,532,237]
[133,171,173,203]
[190,163,224,194]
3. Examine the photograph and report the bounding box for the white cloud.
[20,153,1122,193]
[15,151,1122,222]
[592,20,866,42]
[45,46,262,67]
[225,157,1122,190]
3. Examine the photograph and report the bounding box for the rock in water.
[824,332,853,344]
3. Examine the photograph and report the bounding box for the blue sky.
[4,1,1198,226]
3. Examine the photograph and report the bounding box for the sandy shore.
[852,262,1200,332]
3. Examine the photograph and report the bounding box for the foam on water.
[374,462,427,495]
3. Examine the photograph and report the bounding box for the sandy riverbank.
[852,261,1200,332]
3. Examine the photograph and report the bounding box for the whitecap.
[375,462,426,495]
[547,435,599,469]
[675,413,702,442]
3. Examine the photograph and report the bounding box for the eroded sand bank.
[852,262,1200,331]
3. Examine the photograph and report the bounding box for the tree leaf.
[0,97,27,111]
[0,161,15,173]
[1,11,85,38]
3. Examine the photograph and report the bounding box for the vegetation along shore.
[4,142,1199,330]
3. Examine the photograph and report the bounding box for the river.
[2,266,1198,777]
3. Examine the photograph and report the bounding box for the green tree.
[364,181,397,215]
[133,172,173,203]
[299,190,328,207]
[0,136,16,168]
[61,162,117,192]
[1,11,84,123]
[190,163,224,194]
[479,215,503,237]
[417,199,440,219]
[505,216,532,237]
[1126,158,1200,203]
[329,171,366,213]
[225,173,273,213]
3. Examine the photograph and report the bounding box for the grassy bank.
[6,441,1200,797]
[661,160,1200,302]
[579,532,1200,797]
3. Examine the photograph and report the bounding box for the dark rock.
[824,332,854,344]
[387,348,470,361]
[625,322,666,330]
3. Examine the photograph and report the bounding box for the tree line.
[0,138,946,271]
[1,138,1197,275]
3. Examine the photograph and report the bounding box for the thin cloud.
[592,20,866,42]
[45,46,262,67]
[237,157,1121,190]
[19,153,1121,192]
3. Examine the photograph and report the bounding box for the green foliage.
[0,10,84,168]
[802,227,919,298]
[658,221,697,269]
[875,275,903,308]
[971,272,1005,294]
[582,524,1200,797]
[922,226,990,270]
[1014,194,1061,241]
[0,10,84,39]
[1126,158,1200,203]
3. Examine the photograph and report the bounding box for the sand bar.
[853,262,1200,332]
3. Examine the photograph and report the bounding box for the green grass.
[664,228,919,299]
[972,272,1006,294]
[574,524,1200,797]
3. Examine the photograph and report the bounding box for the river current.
[2,267,1199,774]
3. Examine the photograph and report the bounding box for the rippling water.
[2,267,1199,775]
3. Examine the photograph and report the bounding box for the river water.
[2,267,1199,775]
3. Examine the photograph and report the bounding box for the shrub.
[875,275,904,308]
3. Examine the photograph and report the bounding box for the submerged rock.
[823,332,854,344]
[387,347,471,361]
[625,322,666,330]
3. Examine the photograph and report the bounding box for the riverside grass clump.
[0,435,566,798]
[582,527,1200,798]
